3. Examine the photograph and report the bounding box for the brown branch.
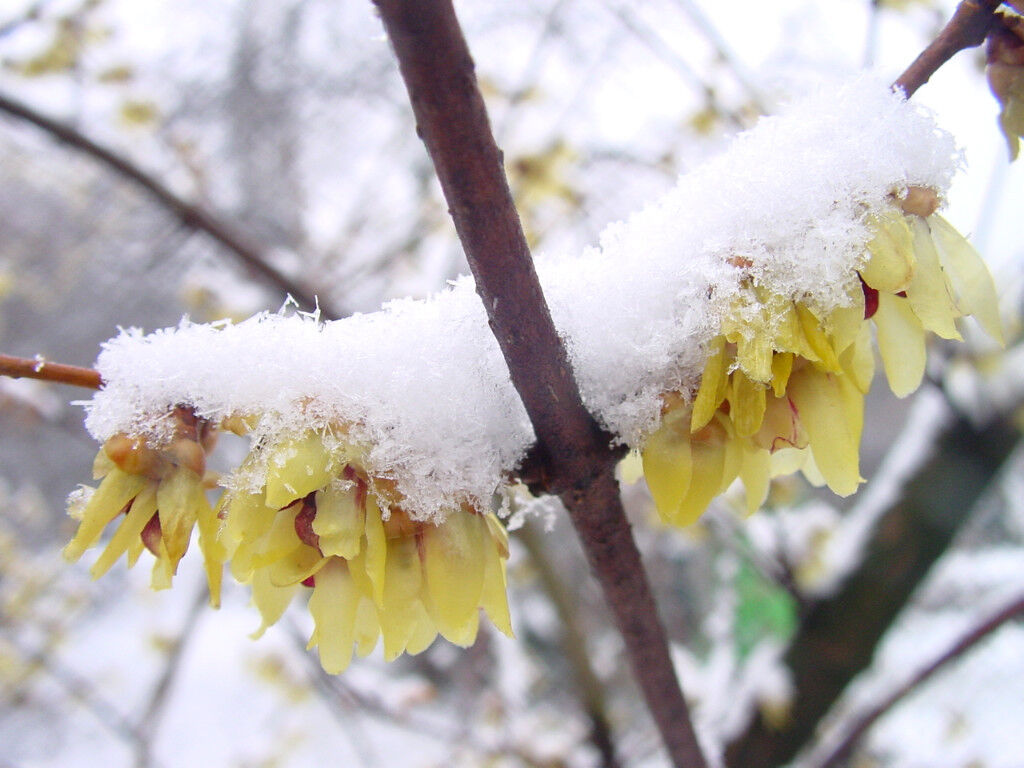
[519,521,622,768]
[372,2,706,766]
[0,91,338,318]
[893,0,1005,97]
[816,591,1024,768]
[724,411,1021,768]
[0,353,102,389]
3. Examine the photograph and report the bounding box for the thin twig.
[0,90,337,317]
[519,521,623,768]
[0,353,102,389]
[893,0,1005,97]
[372,2,707,766]
[815,592,1024,768]
[133,584,207,768]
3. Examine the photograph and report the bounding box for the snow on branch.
[81,76,968,522]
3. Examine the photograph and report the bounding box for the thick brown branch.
[893,0,1005,97]
[0,91,336,317]
[0,353,102,389]
[724,411,1020,768]
[816,591,1024,768]
[372,2,706,766]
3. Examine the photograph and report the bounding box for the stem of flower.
[893,0,1005,97]
[0,353,102,389]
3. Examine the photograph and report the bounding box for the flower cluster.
[640,186,1002,526]
[63,77,1002,674]
[65,421,512,674]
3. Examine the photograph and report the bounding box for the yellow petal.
[862,211,916,292]
[307,558,359,674]
[268,545,328,587]
[354,596,380,658]
[841,323,875,394]
[728,372,767,438]
[264,432,338,509]
[796,304,841,372]
[64,468,148,562]
[481,516,513,638]
[691,336,727,432]
[787,367,862,497]
[250,569,298,638]
[641,407,692,522]
[405,603,439,656]
[770,353,794,398]
[89,484,157,579]
[313,483,364,559]
[929,215,1004,345]
[379,536,424,660]
[874,292,927,398]
[672,439,726,526]
[738,443,771,515]
[423,511,486,645]
[905,218,962,341]
[155,466,201,566]
[195,494,225,607]
[363,495,387,606]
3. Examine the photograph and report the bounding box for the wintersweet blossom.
[64,407,224,603]
[221,429,512,673]
[63,75,1002,672]
[640,184,1002,526]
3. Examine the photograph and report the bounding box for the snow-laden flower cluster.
[65,75,1001,672]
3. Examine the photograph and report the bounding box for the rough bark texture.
[725,411,1020,768]
[373,2,707,765]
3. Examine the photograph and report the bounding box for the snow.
[81,75,961,522]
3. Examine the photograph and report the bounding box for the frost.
[81,75,959,522]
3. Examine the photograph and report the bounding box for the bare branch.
[372,1,706,765]
[0,352,102,389]
[724,411,1021,768]
[816,592,1024,768]
[893,0,1005,97]
[0,91,338,317]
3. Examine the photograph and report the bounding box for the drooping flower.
[220,429,513,674]
[640,186,1002,526]
[64,407,225,604]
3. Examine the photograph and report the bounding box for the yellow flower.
[64,407,225,605]
[221,430,513,674]
[641,186,1001,526]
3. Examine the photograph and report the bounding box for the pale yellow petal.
[264,432,338,509]
[363,495,387,606]
[64,469,148,562]
[481,520,513,638]
[691,336,727,432]
[929,215,1004,345]
[770,353,794,398]
[313,483,364,559]
[379,536,424,660]
[862,211,916,292]
[796,304,841,372]
[672,440,726,527]
[155,466,201,566]
[250,569,298,638]
[729,372,767,438]
[423,511,486,645]
[874,292,927,398]
[641,408,692,522]
[787,367,862,497]
[738,443,771,515]
[89,485,158,579]
[905,218,962,340]
[307,558,359,674]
